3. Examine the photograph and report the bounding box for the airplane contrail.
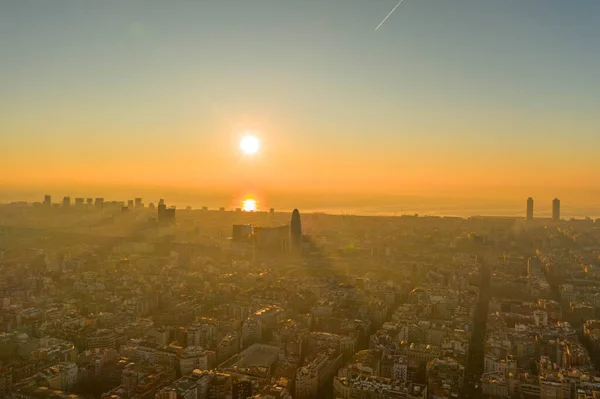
[374,0,405,32]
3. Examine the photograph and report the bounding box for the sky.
[1,0,600,213]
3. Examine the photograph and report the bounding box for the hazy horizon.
[3,185,600,219]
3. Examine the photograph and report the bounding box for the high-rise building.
[158,202,166,222]
[526,197,534,221]
[43,195,51,206]
[95,198,104,209]
[254,226,289,252]
[135,198,143,209]
[86,198,93,206]
[75,198,84,207]
[127,199,134,209]
[290,209,302,251]
[62,196,71,207]
[165,207,176,223]
[552,198,560,221]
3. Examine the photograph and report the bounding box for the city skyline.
[16,193,597,221]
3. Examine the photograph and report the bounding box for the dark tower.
[290,209,302,251]
[526,197,534,221]
[552,198,560,221]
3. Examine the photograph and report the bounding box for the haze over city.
[3,3,600,399]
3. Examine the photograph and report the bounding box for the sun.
[240,135,260,155]
[242,199,257,212]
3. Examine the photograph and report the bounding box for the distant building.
[43,195,51,206]
[94,198,104,209]
[254,226,289,252]
[552,198,560,221]
[127,199,134,209]
[220,207,225,212]
[526,197,534,221]
[75,198,84,207]
[290,209,302,251]
[62,196,71,207]
[232,225,253,243]
[135,198,143,209]
[158,202,167,221]
[165,207,176,223]
[86,198,93,205]
[158,202,176,224]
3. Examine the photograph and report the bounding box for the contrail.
[374,0,405,32]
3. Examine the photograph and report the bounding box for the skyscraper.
[43,195,51,206]
[526,197,534,221]
[552,198,560,221]
[290,209,302,251]
[95,198,104,209]
[157,202,166,222]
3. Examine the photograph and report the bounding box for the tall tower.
[526,197,534,221]
[290,209,302,251]
[552,198,560,221]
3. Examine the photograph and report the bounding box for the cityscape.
[3,1,600,399]
[1,195,600,399]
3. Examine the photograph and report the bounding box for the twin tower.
[527,197,560,221]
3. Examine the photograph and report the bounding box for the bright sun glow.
[240,135,260,155]
[242,199,257,212]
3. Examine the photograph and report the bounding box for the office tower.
[290,209,302,251]
[157,202,167,222]
[75,198,84,207]
[552,198,560,221]
[165,207,176,223]
[95,198,104,209]
[526,197,534,221]
[43,195,51,206]
[127,199,134,209]
[254,225,289,252]
[86,198,93,206]
[62,196,71,207]
[135,198,143,209]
